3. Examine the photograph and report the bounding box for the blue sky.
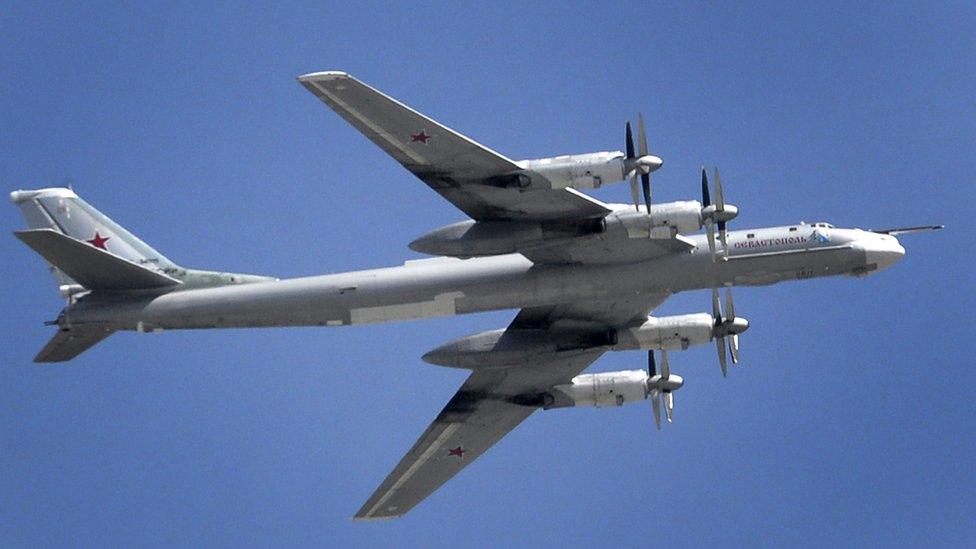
[1,2,973,546]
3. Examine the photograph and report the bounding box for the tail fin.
[10,188,182,292]
[12,188,279,362]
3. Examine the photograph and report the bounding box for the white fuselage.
[62,224,905,333]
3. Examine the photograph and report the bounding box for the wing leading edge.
[298,71,611,222]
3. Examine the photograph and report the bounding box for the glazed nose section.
[856,235,906,272]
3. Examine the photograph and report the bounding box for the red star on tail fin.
[87,231,111,250]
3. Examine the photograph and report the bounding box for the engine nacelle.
[546,370,650,408]
[604,201,703,239]
[409,218,606,258]
[423,328,617,369]
[516,151,627,190]
[614,313,715,351]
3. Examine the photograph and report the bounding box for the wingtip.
[352,513,401,522]
[297,70,349,83]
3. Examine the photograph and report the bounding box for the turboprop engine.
[493,115,663,195]
[615,313,716,351]
[512,151,631,191]
[423,306,748,370]
[604,200,704,239]
[614,290,750,377]
[548,370,659,407]
[545,350,683,430]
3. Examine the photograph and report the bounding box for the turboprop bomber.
[11,71,941,520]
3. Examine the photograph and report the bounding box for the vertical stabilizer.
[10,188,181,288]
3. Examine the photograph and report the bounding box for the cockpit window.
[813,222,834,229]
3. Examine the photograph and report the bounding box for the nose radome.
[858,236,906,272]
[421,343,458,366]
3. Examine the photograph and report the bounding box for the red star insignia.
[409,130,431,144]
[87,231,111,250]
[447,446,466,458]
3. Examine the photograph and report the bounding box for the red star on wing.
[87,231,111,250]
[447,446,466,458]
[409,130,431,144]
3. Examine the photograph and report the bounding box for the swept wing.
[355,293,669,519]
[298,72,611,222]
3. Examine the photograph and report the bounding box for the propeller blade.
[714,167,725,211]
[716,337,728,377]
[625,121,635,159]
[711,287,722,322]
[705,219,716,260]
[641,173,651,213]
[700,166,711,207]
[730,334,740,364]
[663,391,674,422]
[719,224,729,257]
[648,350,657,377]
[660,349,670,379]
[630,174,640,211]
[637,113,648,157]
[725,288,736,320]
[651,391,662,430]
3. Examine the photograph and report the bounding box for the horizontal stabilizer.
[35,327,115,363]
[14,229,181,291]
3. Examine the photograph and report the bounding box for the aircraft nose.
[421,343,457,367]
[856,235,905,272]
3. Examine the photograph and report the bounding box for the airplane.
[10,71,942,520]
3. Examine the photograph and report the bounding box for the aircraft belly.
[349,292,461,324]
[64,255,543,330]
[723,246,862,286]
[60,242,864,333]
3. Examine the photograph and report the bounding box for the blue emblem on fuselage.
[809,229,831,243]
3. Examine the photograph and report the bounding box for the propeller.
[626,122,639,211]
[624,115,663,212]
[647,350,683,430]
[700,166,739,260]
[726,289,741,364]
[710,287,749,377]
